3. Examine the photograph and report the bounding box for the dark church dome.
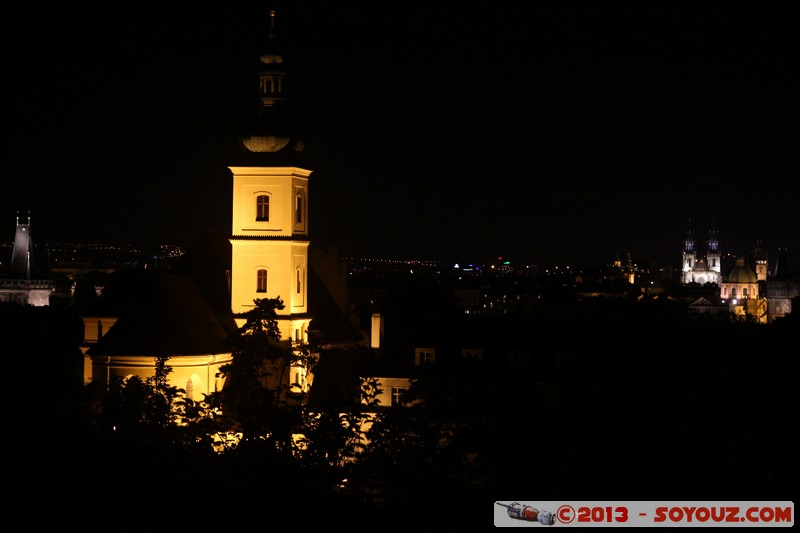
[726,260,757,284]
[240,109,303,154]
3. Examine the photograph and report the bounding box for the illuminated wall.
[89,353,233,399]
[229,166,312,342]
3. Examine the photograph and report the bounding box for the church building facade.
[84,9,314,395]
[680,221,722,286]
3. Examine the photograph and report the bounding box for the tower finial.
[268,9,277,38]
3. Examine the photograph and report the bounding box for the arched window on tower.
[256,195,270,221]
[257,269,268,293]
[296,268,302,294]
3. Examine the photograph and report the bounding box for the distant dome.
[726,261,757,283]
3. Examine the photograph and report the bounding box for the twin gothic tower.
[680,221,722,286]
[228,9,312,344]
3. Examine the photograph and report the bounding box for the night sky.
[4,3,797,268]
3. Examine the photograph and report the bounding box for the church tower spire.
[681,218,696,284]
[228,8,313,363]
[10,211,32,280]
[236,8,304,166]
[706,218,721,275]
[753,239,768,282]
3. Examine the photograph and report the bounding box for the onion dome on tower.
[235,9,305,167]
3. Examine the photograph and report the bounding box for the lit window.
[290,365,307,392]
[257,269,267,293]
[391,387,408,406]
[256,195,269,221]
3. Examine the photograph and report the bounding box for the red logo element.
[557,505,575,524]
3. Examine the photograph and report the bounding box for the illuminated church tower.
[706,224,721,276]
[753,239,768,282]
[681,218,722,286]
[229,9,312,344]
[10,211,32,280]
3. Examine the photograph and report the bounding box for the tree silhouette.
[207,297,311,456]
[98,356,183,440]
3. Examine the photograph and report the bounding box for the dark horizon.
[3,3,797,268]
[3,235,799,280]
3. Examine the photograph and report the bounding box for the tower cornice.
[229,235,310,241]
[228,166,312,178]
